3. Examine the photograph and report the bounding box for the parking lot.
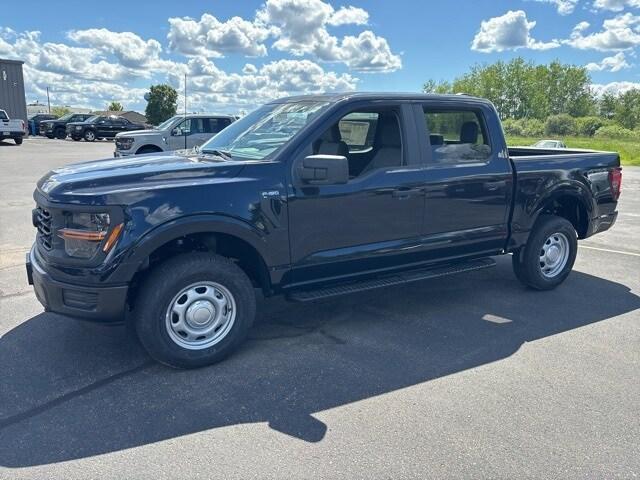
[1,136,639,478]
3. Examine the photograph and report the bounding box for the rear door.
[416,102,512,259]
[287,102,427,285]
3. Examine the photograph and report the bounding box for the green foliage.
[144,84,178,125]
[521,118,544,137]
[107,101,123,111]
[50,106,71,118]
[423,57,595,120]
[502,118,523,136]
[594,124,636,139]
[575,116,609,137]
[613,89,640,130]
[545,114,576,136]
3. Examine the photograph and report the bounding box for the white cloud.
[592,0,640,12]
[566,13,640,50]
[591,80,640,95]
[585,51,632,70]
[67,28,162,68]
[257,0,401,71]
[534,0,579,15]
[471,10,560,52]
[166,57,357,109]
[167,14,274,57]
[328,6,369,26]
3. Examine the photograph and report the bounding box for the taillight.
[609,167,622,200]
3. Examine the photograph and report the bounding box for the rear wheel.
[84,130,96,142]
[54,128,66,139]
[512,215,577,290]
[133,253,256,369]
[14,137,22,145]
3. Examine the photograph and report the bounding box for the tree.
[51,106,71,117]
[107,101,123,111]
[613,89,640,130]
[423,58,595,120]
[144,84,178,125]
[598,92,619,119]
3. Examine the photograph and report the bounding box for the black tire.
[133,253,256,369]
[72,137,81,141]
[14,137,23,145]
[54,128,66,139]
[512,215,577,290]
[45,134,54,139]
[83,129,96,142]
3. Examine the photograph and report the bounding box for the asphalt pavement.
[1,137,639,479]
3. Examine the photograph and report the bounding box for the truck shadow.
[1,257,639,467]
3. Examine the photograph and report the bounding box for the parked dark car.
[67,115,146,142]
[28,113,57,136]
[40,113,94,139]
[27,93,621,369]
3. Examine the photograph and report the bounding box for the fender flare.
[528,182,594,231]
[115,214,273,280]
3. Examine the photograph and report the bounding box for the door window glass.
[423,109,491,164]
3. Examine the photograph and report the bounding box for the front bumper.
[26,247,129,323]
[114,149,134,157]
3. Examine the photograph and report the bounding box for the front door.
[287,103,426,285]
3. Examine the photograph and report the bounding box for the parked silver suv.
[114,114,235,156]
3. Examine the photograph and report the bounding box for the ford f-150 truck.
[0,109,26,145]
[26,93,621,368]
[114,114,235,156]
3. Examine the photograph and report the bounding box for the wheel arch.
[135,144,163,154]
[532,186,593,239]
[121,216,275,301]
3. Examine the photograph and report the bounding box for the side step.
[287,258,496,302]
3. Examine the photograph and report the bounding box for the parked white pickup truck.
[0,109,26,145]
[114,114,235,157]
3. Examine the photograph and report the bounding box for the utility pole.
[46,86,50,114]
[184,73,187,150]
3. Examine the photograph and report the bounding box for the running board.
[287,258,496,302]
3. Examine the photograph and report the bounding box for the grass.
[506,135,640,167]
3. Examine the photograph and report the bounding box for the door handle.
[392,188,422,199]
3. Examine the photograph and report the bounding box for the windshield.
[58,113,74,121]
[156,116,180,130]
[200,101,330,160]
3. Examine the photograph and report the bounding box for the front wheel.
[84,130,96,142]
[14,137,23,145]
[512,215,578,290]
[133,253,256,369]
[55,128,66,139]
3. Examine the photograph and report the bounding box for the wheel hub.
[186,300,216,327]
[539,232,570,278]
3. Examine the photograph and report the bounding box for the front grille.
[35,206,53,250]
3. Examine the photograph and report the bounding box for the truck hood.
[115,129,159,137]
[37,151,247,202]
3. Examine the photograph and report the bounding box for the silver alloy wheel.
[85,131,95,141]
[539,232,570,278]
[165,281,236,350]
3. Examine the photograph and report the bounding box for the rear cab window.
[423,108,492,165]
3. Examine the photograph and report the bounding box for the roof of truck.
[270,92,493,105]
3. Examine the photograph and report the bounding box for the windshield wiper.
[200,149,233,160]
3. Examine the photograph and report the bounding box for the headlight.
[75,126,82,130]
[57,213,123,258]
[117,137,134,150]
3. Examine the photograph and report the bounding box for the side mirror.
[300,155,349,185]
[171,127,182,136]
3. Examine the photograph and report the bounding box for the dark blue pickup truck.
[27,93,621,368]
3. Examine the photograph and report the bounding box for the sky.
[1,0,640,114]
